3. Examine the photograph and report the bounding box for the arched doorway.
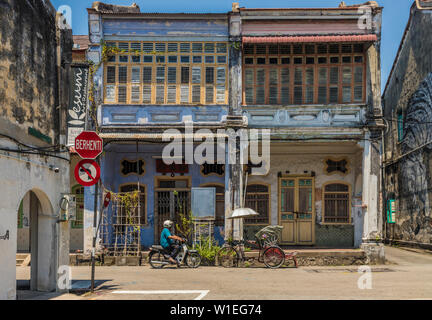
[16,190,56,293]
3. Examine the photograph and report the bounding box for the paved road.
[16,246,432,300]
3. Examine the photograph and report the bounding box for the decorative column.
[225,9,246,241]
[361,131,385,263]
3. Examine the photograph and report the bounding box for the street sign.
[75,159,101,187]
[387,199,397,224]
[103,192,111,208]
[75,131,103,159]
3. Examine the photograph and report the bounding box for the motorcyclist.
[160,220,184,266]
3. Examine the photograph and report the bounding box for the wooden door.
[279,177,315,245]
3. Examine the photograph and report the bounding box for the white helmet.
[163,220,173,228]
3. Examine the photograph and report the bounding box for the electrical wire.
[0,133,68,152]
[0,147,70,162]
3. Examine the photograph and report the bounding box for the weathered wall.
[0,0,61,142]
[383,7,432,245]
[245,144,363,248]
[0,0,73,300]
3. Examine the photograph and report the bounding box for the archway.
[16,189,56,294]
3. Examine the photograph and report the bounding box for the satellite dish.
[227,208,259,219]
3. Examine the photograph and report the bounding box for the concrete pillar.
[225,12,245,241]
[361,131,385,263]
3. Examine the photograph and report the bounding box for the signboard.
[67,65,89,146]
[191,188,216,219]
[75,131,103,160]
[387,199,396,224]
[103,192,112,208]
[74,159,101,187]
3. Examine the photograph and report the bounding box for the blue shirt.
[160,228,172,248]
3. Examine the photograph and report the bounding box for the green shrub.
[195,237,221,266]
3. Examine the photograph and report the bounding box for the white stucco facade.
[0,147,70,300]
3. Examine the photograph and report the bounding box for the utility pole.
[90,159,99,293]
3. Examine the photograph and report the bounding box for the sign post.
[74,130,104,293]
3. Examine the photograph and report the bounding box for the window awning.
[242,34,377,44]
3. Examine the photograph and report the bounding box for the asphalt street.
[15,246,432,300]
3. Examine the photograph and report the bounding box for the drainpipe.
[381,117,388,244]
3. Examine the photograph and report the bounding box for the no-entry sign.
[75,159,101,187]
[75,131,103,159]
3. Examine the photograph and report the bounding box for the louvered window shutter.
[106,85,115,102]
[318,68,328,104]
[156,85,165,103]
[118,66,128,83]
[354,67,363,101]
[107,66,116,84]
[269,69,278,105]
[206,86,214,104]
[206,67,214,84]
[131,86,140,102]
[131,67,140,84]
[192,67,201,84]
[142,85,152,103]
[256,69,265,104]
[180,85,190,103]
[192,85,201,103]
[168,67,177,84]
[156,67,165,84]
[167,85,177,103]
[216,86,225,104]
[305,68,314,104]
[181,67,190,84]
[281,68,290,105]
[143,67,152,83]
[118,86,127,103]
[294,68,303,104]
[329,87,339,104]
[245,68,254,104]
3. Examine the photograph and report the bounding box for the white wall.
[247,143,363,245]
[0,151,70,300]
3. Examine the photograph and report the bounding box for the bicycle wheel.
[186,252,202,268]
[149,251,165,269]
[263,246,285,269]
[218,247,239,268]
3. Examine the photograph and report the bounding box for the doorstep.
[69,248,371,267]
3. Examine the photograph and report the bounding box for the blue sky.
[51,0,415,91]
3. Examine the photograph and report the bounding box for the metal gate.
[155,190,190,243]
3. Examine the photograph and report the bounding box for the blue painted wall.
[103,19,229,39]
[97,143,225,249]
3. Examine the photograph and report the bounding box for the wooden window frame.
[71,185,84,229]
[322,181,351,225]
[242,43,366,106]
[244,183,271,225]
[103,41,228,105]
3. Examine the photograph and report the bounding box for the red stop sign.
[75,131,103,159]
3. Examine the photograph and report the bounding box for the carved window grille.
[323,183,350,224]
[325,158,349,175]
[245,184,270,225]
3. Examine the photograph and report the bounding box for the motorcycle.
[148,238,202,269]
